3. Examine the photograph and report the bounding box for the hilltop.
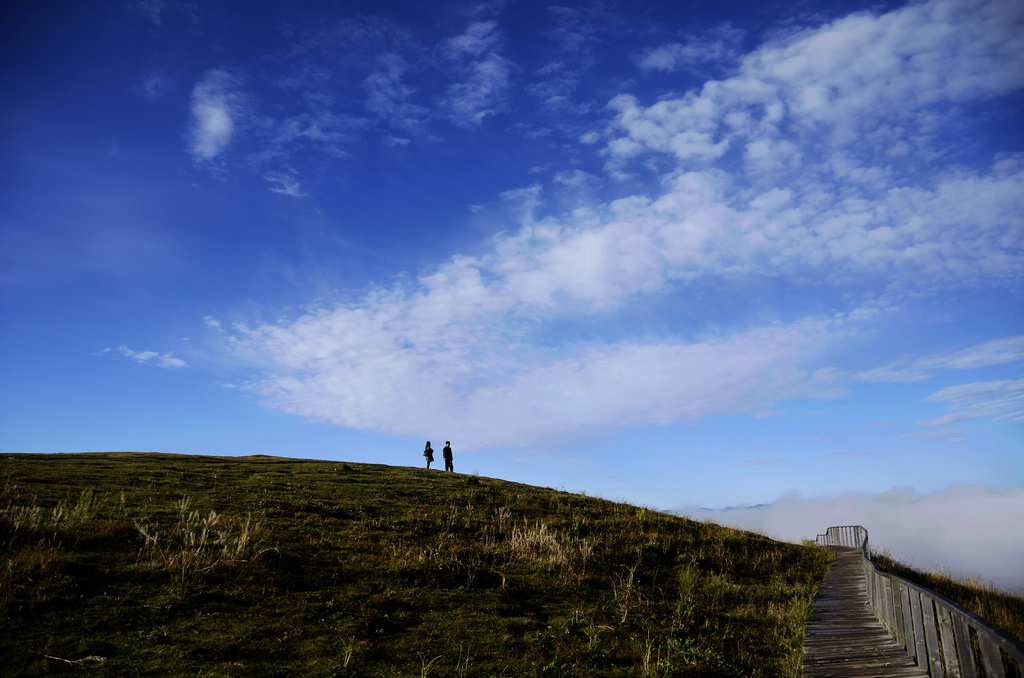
[2,453,833,676]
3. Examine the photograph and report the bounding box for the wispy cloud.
[522,6,604,115]
[136,69,171,101]
[124,0,166,26]
[525,60,591,114]
[857,335,1024,383]
[439,21,512,127]
[850,336,1024,428]
[637,25,744,73]
[363,53,427,128]
[920,378,1024,426]
[105,346,188,369]
[188,69,239,163]
[265,171,306,197]
[917,336,1024,372]
[124,0,196,27]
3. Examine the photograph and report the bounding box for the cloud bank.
[679,485,1024,592]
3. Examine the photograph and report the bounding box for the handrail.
[815,525,869,553]
[816,525,1024,678]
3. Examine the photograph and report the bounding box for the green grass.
[871,551,1024,644]
[2,452,834,677]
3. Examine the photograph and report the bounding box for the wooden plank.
[884,576,898,636]
[910,588,927,667]
[879,574,895,633]
[935,603,962,678]
[920,595,942,678]
[901,585,915,654]
[953,616,978,678]
[893,578,907,647]
[979,633,1006,678]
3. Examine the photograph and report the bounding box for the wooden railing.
[816,525,1024,678]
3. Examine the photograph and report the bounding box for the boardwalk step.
[802,548,927,678]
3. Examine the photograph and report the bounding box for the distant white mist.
[677,485,1024,593]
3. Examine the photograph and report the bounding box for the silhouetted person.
[423,441,434,469]
[443,441,453,472]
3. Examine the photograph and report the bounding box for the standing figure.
[423,441,434,469]
[442,441,453,472]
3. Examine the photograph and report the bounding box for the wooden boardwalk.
[802,547,927,678]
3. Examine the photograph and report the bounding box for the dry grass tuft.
[134,496,273,571]
[507,519,591,569]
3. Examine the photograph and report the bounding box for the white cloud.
[526,60,589,114]
[270,112,362,159]
[234,304,846,448]
[106,346,188,369]
[606,94,730,163]
[220,0,1023,451]
[609,0,1024,165]
[489,160,1024,304]
[857,335,1024,383]
[363,53,427,128]
[598,0,1024,289]
[850,337,1024,427]
[552,169,598,188]
[440,21,512,127]
[919,378,1024,425]
[678,485,1024,592]
[638,25,744,73]
[265,172,305,197]
[188,70,239,162]
[917,335,1024,372]
[927,378,1024,403]
[224,163,1021,448]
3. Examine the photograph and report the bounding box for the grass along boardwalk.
[802,547,927,678]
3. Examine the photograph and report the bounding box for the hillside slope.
[1,453,833,676]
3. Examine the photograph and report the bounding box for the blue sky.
[2,0,1022,586]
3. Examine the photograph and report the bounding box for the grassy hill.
[2,453,833,677]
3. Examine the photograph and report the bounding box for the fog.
[677,485,1024,593]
